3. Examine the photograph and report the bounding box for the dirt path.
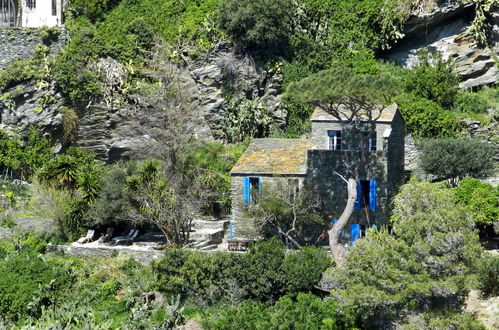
[465,289,499,330]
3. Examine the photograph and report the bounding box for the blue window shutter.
[369,180,376,210]
[333,219,344,237]
[354,181,361,210]
[351,224,360,244]
[258,177,262,196]
[243,177,250,206]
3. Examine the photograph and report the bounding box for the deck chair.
[76,229,96,244]
[96,228,115,243]
[111,229,139,246]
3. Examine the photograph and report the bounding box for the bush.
[153,238,330,304]
[204,293,354,329]
[406,53,460,108]
[419,138,495,182]
[282,247,332,296]
[454,91,490,114]
[454,178,499,226]
[328,181,482,325]
[476,254,499,298]
[396,94,459,137]
[0,251,73,321]
[218,0,295,51]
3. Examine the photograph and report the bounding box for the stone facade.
[230,106,405,244]
[0,0,64,29]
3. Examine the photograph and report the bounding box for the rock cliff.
[386,1,499,89]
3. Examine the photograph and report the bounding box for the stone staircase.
[185,218,229,251]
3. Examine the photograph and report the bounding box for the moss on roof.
[231,138,312,175]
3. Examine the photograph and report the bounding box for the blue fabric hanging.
[369,180,376,210]
[243,177,250,206]
[351,224,360,244]
[354,181,361,210]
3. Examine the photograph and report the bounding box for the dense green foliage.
[153,237,331,304]
[204,293,355,329]
[326,181,482,325]
[406,53,460,109]
[454,178,499,227]
[218,0,294,51]
[419,138,495,182]
[0,127,53,180]
[476,253,499,298]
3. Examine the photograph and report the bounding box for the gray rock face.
[75,43,286,162]
[0,80,64,141]
[386,2,499,88]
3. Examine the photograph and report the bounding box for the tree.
[406,52,460,109]
[126,159,205,247]
[419,138,495,186]
[324,180,482,326]
[453,178,499,230]
[218,0,296,51]
[287,65,400,265]
[243,181,322,248]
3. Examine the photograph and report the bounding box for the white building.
[1,0,64,28]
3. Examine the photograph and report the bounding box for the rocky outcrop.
[386,1,499,88]
[74,43,285,162]
[0,80,64,143]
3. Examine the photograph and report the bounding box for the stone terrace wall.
[0,27,66,70]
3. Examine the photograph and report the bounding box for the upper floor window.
[52,0,56,15]
[327,130,342,150]
[369,132,377,151]
[0,0,16,27]
[26,0,35,10]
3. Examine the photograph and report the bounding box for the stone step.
[188,228,224,243]
[199,244,218,251]
[190,219,228,230]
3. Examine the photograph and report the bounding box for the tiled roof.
[311,104,398,122]
[230,138,311,176]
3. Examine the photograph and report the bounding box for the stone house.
[1,0,64,28]
[229,104,405,244]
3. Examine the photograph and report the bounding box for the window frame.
[327,130,342,151]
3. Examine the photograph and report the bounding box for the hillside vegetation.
[0,0,498,328]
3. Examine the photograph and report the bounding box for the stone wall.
[230,175,305,240]
[0,27,66,70]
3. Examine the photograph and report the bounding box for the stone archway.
[0,0,16,27]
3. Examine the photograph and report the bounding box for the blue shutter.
[332,219,344,237]
[354,181,361,210]
[369,180,376,210]
[351,224,360,244]
[243,177,250,206]
[258,177,262,196]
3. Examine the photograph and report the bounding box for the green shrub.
[454,91,490,114]
[282,247,332,296]
[419,138,495,182]
[0,251,73,321]
[399,311,486,330]
[454,178,499,226]
[396,94,460,137]
[406,53,460,108]
[0,59,39,91]
[476,254,499,298]
[204,293,354,329]
[218,0,295,51]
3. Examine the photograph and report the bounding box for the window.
[327,130,342,150]
[25,0,35,10]
[243,177,262,206]
[369,132,377,151]
[0,0,16,27]
[354,180,376,210]
[52,0,56,16]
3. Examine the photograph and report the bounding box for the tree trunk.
[328,178,357,266]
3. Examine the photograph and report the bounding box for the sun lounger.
[96,228,115,243]
[110,229,139,246]
[76,229,96,244]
